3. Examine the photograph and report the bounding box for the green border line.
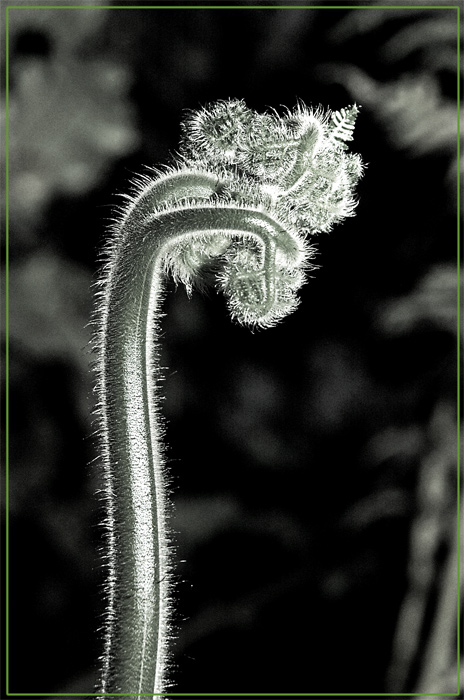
[4,5,463,10]
[456,3,461,696]
[4,2,461,698]
[5,695,462,698]
[5,5,10,699]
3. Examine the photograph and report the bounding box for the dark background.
[2,0,460,697]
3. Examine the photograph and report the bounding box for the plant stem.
[93,99,364,697]
[95,176,305,697]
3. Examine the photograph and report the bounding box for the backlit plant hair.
[92,98,364,698]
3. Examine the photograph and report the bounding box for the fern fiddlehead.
[93,99,364,698]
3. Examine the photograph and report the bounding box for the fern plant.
[92,98,364,697]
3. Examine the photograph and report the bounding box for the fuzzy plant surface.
[92,98,364,698]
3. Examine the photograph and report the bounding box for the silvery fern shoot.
[92,99,364,698]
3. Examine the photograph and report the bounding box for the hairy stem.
[93,99,364,697]
[96,178,302,697]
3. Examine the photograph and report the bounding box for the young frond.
[326,104,360,150]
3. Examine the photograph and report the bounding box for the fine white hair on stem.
[92,99,364,698]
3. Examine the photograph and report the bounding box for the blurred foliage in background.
[2,0,461,696]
